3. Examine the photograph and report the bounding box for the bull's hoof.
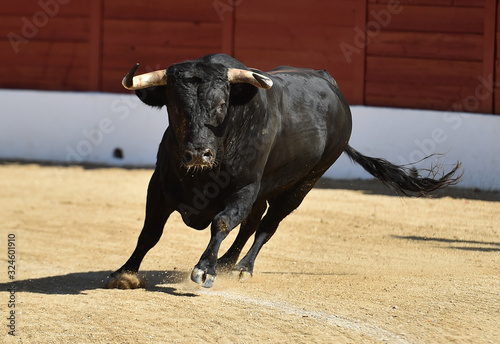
[231,269,253,282]
[191,267,216,288]
[105,272,146,289]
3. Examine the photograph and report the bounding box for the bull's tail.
[344,145,462,196]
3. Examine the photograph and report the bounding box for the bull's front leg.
[191,185,258,288]
[106,170,172,289]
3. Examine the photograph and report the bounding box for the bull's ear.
[229,83,259,106]
[134,86,167,108]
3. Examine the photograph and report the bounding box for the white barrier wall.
[1,89,499,190]
[1,89,166,167]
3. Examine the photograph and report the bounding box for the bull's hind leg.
[106,171,172,289]
[234,177,320,280]
[217,200,267,272]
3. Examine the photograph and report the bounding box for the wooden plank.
[234,48,356,77]
[333,79,358,105]
[497,1,500,32]
[495,87,500,113]
[0,66,90,87]
[221,0,235,56]
[102,45,222,73]
[438,0,484,5]
[0,41,90,67]
[101,18,224,86]
[102,20,222,49]
[102,20,223,72]
[1,16,90,42]
[365,56,482,86]
[495,61,500,114]
[235,0,364,104]
[365,56,490,112]
[495,36,500,68]
[351,0,367,104]
[89,0,103,91]
[481,0,497,113]
[367,4,484,34]
[104,0,220,22]
[365,80,480,111]
[235,47,341,72]
[101,70,132,93]
[446,0,484,5]
[368,0,484,7]
[0,41,90,91]
[0,1,91,16]
[367,31,484,61]
[235,23,357,51]
[1,7,90,90]
[235,0,356,26]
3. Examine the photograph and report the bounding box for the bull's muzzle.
[183,147,215,170]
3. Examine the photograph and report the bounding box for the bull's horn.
[122,63,168,90]
[227,68,273,89]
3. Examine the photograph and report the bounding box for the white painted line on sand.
[199,290,414,344]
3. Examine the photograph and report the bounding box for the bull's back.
[261,69,352,192]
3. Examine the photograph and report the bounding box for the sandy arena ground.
[0,163,499,343]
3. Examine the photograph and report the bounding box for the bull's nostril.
[203,149,213,161]
[184,151,193,163]
[183,148,213,167]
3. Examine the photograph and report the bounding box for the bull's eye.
[215,102,226,114]
[170,106,178,112]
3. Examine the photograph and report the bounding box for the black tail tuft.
[344,145,462,197]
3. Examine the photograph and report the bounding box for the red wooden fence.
[1,0,498,114]
[366,0,494,114]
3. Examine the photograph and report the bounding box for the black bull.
[107,54,461,289]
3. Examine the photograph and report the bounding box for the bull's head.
[122,62,272,171]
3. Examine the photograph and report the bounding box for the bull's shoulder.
[267,66,314,75]
[266,66,338,88]
[315,69,338,88]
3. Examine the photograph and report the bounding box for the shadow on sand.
[1,161,498,201]
[392,235,500,252]
[0,270,199,297]
[315,178,500,202]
